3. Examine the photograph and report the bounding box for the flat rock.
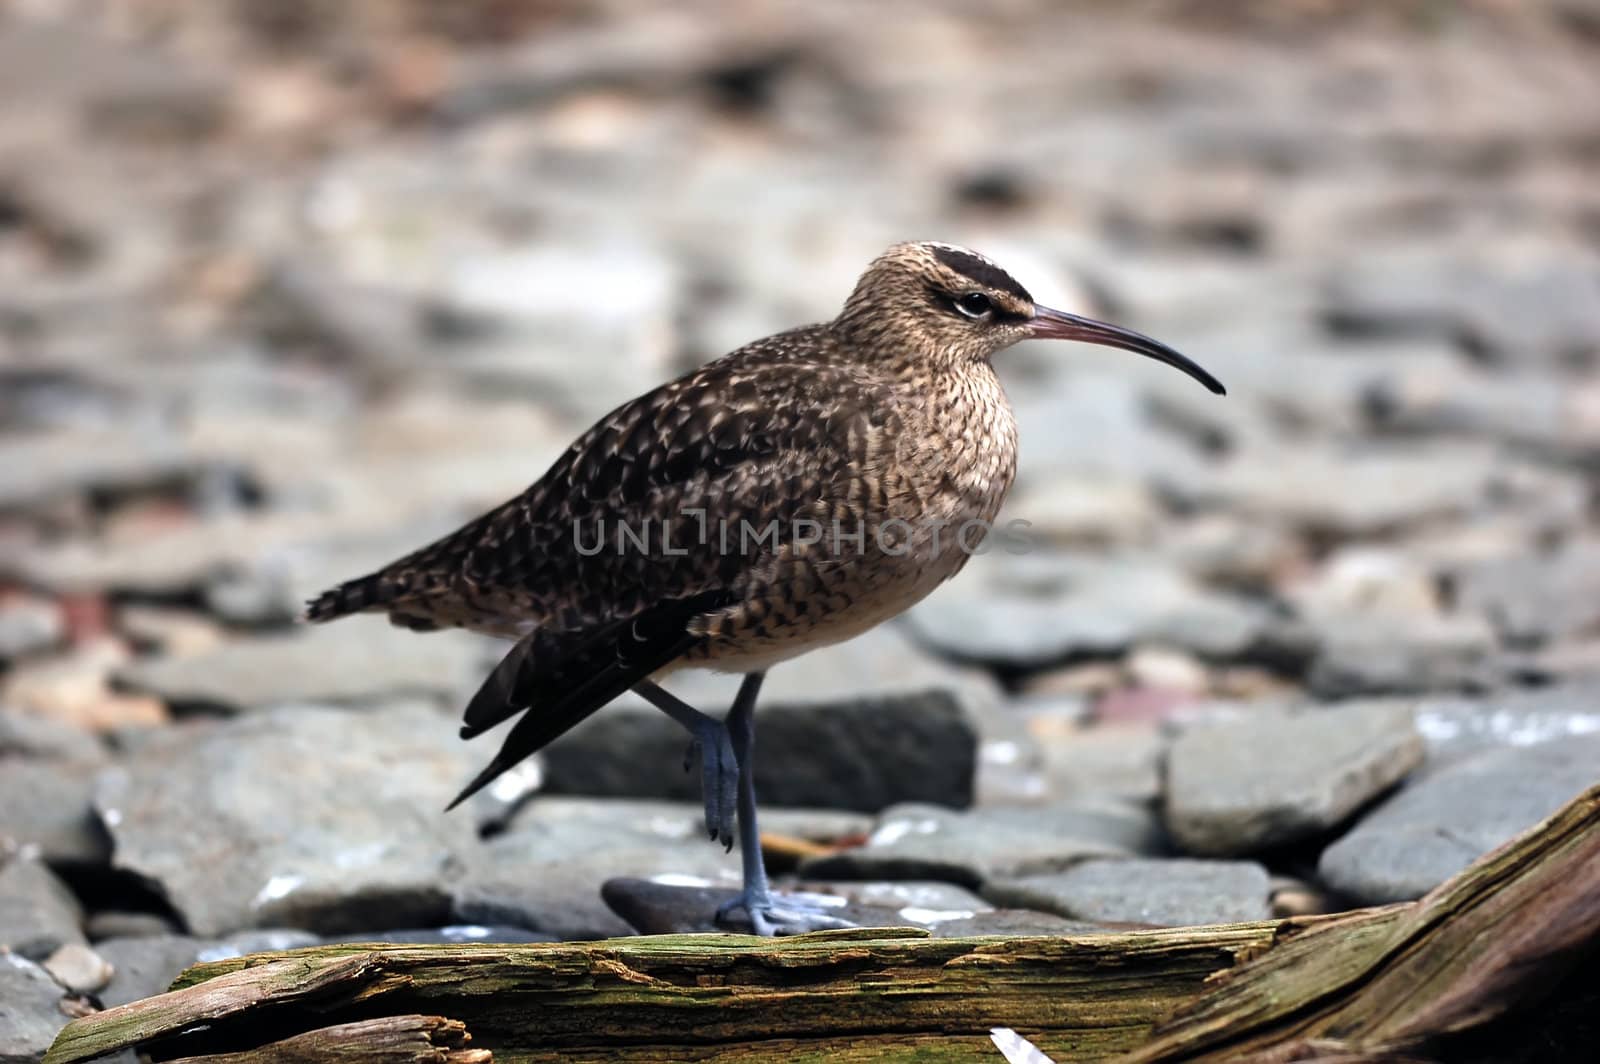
[985,858,1271,927]
[0,857,86,960]
[540,627,996,811]
[1318,735,1600,904]
[1165,702,1425,855]
[0,758,110,864]
[1452,540,1600,647]
[1035,724,1167,803]
[94,703,478,936]
[323,925,555,945]
[798,797,1160,887]
[95,929,322,1009]
[601,877,896,935]
[1411,683,1600,765]
[0,596,63,662]
[926,910,1105,937]
[114,619,496,714]
[0,953,67,1064]
[794,880,994,921]
[453,797,742,940]
[0,709,106,762]
[905,552,1308,671]
[1306,611,1501,697]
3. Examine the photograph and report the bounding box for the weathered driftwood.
[45,783,1600,1064]
[164,1015,489,1064]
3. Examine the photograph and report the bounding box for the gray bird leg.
[713,671,853,936]
[633,680,738,850]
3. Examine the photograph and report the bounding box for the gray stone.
[1452,541,1600,647]
[1411,683,1600,766]
[113,619,496,714]
[0,428,214,513]
[1318,736,1600,904]
[0,710,105,762]
[601,877,894,935]
[0,759,110,864]
[323,925,555,945]
[795,880,994,921]
[86,911,180,941]
[927,910,1105,937]
[0,953,67,1064]
[985,858,1271,927]
[541,627,995,811]
[453,797,742,940]
[799,797,1160,886]
[1037,725,1167,803]
[94,703,478,936]
[1165,702,1425,855]
[0,857,85,960]
[42,942,113,994]
[0,597,63,662]
[93,935,204,1008]
[905,552,1309,671]
[1306,612,1501,697]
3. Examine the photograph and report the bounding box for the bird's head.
[836,241,1224,395]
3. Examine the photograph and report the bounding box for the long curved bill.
[1030,306,1226,395]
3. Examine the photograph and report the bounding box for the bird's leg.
[714,671,854,936]
[633,680,738,850]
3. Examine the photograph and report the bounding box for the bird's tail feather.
[445,589,733,811]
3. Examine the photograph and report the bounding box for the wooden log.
[43,783,1600,1063]
[164,1015,490,1064]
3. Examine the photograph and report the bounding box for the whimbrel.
[306,241,1224,935]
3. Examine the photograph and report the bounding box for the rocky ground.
[4,1,1600,1055]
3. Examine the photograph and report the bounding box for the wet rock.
[0,857,86,960]
[1411,682,1600,765]
[1165,702,1424,855]
[114,619,495,714]
[453,797,740,940]
[799,797,1160,886]
[1306,612,1501,697]
[1319,735,1600,904]
[43,942,114,994]
[0,758,110,864]
[0,953,67,1063]
[94,703,477,936]
[0,596,63,662]
[985,858,1271,927]
[906,553,1306,671]
[541,627,995,812]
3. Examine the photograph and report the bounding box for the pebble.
[43,942,115,994]
[1165,702,1425,855]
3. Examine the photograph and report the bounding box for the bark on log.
[43,783,1600,1064]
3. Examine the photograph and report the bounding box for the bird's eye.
[954,292,993,320]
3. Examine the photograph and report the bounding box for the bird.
[304,240,1224,935]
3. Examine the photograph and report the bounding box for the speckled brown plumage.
[305,240,1223,824]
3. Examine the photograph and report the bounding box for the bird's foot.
[683,720,739,850]
[715,888,855,937]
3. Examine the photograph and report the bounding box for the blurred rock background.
[3,0,1600,1047]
